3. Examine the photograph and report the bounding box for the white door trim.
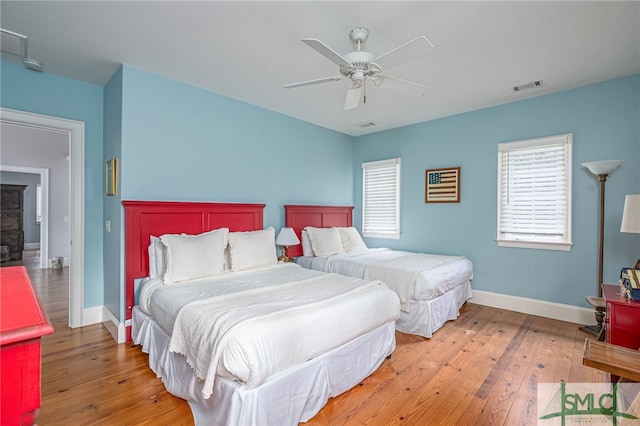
[1,107,85,328]
[0,164,49,269]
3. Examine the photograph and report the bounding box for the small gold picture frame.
[425,167,460,203]
[105,158,118,196]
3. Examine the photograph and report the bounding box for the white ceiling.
[1,1,639,136]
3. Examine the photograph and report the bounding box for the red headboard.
[123,200,265,341]
[284,205,353,258]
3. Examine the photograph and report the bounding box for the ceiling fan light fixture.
[351,70,365,84]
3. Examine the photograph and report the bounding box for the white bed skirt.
[132,307,396,425]
[396,281,472,338]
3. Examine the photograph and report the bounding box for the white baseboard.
[80,306,125,344]
[469,289,595,325]
[24,243,40,250]
[82,305,103,326]
[101,307,126,344]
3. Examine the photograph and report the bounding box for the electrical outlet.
[105,220,111,232]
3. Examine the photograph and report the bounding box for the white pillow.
[160,228,229,283]
[336,227,368,252]
[147,236,166,279]
[305,226,344,257]
[301,230,313,257]
[228,227,277,271]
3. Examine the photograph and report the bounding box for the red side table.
[602,284,640,350]
[1,266,54,426]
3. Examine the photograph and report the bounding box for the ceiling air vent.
[1,28,43,72]
[358,122,376,128]
[1,28,27,56]
[512,80,543,93]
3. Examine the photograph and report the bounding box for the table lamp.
[621,194,640,269]
[276,227,300,262]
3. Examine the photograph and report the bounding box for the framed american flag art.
[425,167,460,203]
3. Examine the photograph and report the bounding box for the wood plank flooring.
[9,255,607,425]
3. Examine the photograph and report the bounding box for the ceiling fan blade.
[344,84,363,110]
[374,36,435,72]
[302,38,352,68]
[375,74,430,97]
[283,76,344,89]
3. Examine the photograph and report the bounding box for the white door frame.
[1,107,85,328]
[0,164,49,269]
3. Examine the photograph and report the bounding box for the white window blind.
[497,134,572,251]
[362,158,401,239]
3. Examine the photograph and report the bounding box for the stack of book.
[620,267,640,300]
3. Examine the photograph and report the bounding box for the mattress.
[132,307,397,425]
[137,262,400,397]
[296,248,473,302]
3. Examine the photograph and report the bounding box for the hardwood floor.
[12,257,607,425]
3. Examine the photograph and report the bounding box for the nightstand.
[602,284,640,350]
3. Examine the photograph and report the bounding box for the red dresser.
[603,284,640,350]
[1,266,54,426]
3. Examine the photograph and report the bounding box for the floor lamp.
[580,160,622,336]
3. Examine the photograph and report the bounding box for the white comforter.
[138,263,400,399]
[296,248,473,311]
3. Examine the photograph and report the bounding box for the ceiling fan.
[283,28,435,110]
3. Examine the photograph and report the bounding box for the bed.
[285,204,473,338]
[123,201,400,425]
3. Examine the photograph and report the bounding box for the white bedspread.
[139,263,400,399]
[297,248,473,310]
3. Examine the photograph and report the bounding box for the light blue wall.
[1,61,105,308]
[103,65,354,319]
[354,74,640,307]
[119,65,354,228]
[103,67,124,317]
[3,56,638,320]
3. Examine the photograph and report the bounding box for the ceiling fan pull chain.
[363,79,367,104]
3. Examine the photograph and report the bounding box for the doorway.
[0,107,84,328]
[0,165,50,268]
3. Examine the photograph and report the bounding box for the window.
[362,158,401,239]
[497,134,572,251]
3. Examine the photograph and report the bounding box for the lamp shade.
[275,227,300,246]
[582,160,623,176]
[621,194,640,234]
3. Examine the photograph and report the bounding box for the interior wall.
[102,64,355,320]
[353,74,640,308]
[103,66,124,320]
[3,56,636,322]
[0,123,69,258]
[1,60,104,309]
